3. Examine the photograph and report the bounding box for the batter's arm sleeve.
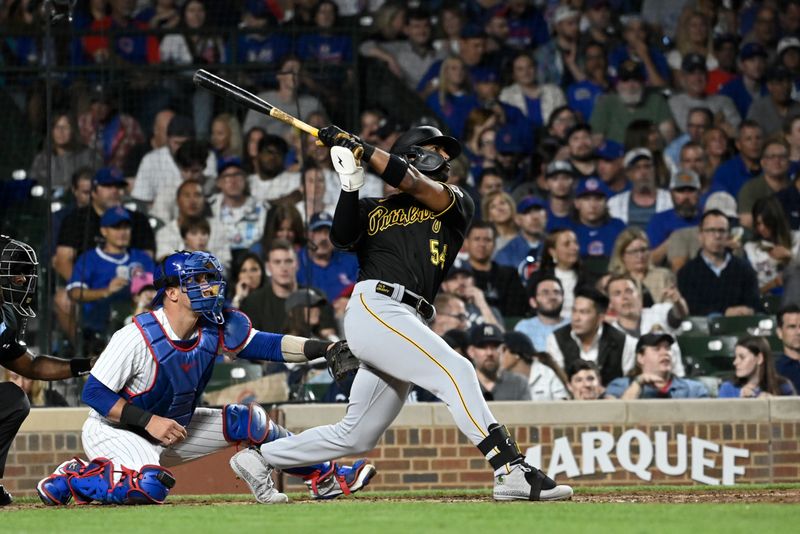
[331,190,363,249]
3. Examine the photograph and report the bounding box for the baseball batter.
[38,251,372,506]
[233,126,572,501]
[0,236,94,506]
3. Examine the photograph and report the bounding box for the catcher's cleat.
[493,461,573,502]
[0,485,12,507]
[230,448,289,504]
[305,459,376,500]
[36,457,89,506]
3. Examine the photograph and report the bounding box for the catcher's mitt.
[325,340,360,385]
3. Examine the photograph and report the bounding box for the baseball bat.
[192,69,319,138]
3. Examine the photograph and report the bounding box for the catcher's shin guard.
[68,458,175,504]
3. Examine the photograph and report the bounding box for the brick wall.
[5,399,799,498]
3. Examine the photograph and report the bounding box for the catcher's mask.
[152,251,227,324]
[390,126,461,182]
[0,235,38,318]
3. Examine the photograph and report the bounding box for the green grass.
[4,487,799,534]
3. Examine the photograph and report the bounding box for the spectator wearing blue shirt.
[567,41,611,122]
[646,169,702,265]
[775,304,800,395]
[514,274,569,352]
[719,43,768,118]
[595,139,630,194]
[505,0,550,50]
[474,69,534,153]
[609,16,670,88]
[296,1,353,66]
[67,207,155,340]
[425,56,481,140]
[417,25,497,99]
[570,178,626,260]
[495,196,547,272]
[718,336,796,398]
[605,333,709,399]
[709,120,763,198]
[235,3,291,72]
[296,212,358,302]
[776,172,800,230]
[544,160,577,232]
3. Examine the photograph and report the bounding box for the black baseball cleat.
[0,485,13,506]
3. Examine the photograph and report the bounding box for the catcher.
[0,236,94,506]
[37,250,372,506]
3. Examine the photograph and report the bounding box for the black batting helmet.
[390,126,461,180]
[0,235,39,317]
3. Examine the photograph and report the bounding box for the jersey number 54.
[429,239,448,269]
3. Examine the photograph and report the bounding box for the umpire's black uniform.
[0,303,32,482]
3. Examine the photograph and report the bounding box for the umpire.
[0,236,93,506]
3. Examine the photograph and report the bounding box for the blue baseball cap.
[595,139,625,161]
[517,196,547,213]
[100,206,132,227]
[472,68,499,84]
[495,127,525,154]
[309,212,333,231]
[217,156,244,176]
[575,177,612,198]
[739,42,767,61]
[93,167,126,187]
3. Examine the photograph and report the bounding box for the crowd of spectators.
[2,0,800,406]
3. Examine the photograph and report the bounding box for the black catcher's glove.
[324,340,360,385]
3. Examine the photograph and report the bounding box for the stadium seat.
[677,316,710,336]
[761,295,783,315]
[708,315,776,336]
[677,335,737,377]
[504,316,522,331]
[582,256,610,277]
[206,361,264,392]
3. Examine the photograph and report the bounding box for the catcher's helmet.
[152,251,227,324]
[390,126,461,180]
[0,235,38,318]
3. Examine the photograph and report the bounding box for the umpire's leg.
[0,382,31,477]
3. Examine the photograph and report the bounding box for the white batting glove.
[330,146,365,192]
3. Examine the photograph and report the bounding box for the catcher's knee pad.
[223,402,271,446]
[124,465,176,505]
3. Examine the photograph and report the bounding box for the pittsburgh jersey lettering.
[367,205,437,235]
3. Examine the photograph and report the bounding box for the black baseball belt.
[374,281,435,321]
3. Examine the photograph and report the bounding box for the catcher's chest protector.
[126,312,219,426]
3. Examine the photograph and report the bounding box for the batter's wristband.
[70,358,92,377]
[380,154,408,188]
[120,403,154,430]
[303,339,329,360]
[361,142,375,163]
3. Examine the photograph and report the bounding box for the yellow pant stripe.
[359,294,487,439]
